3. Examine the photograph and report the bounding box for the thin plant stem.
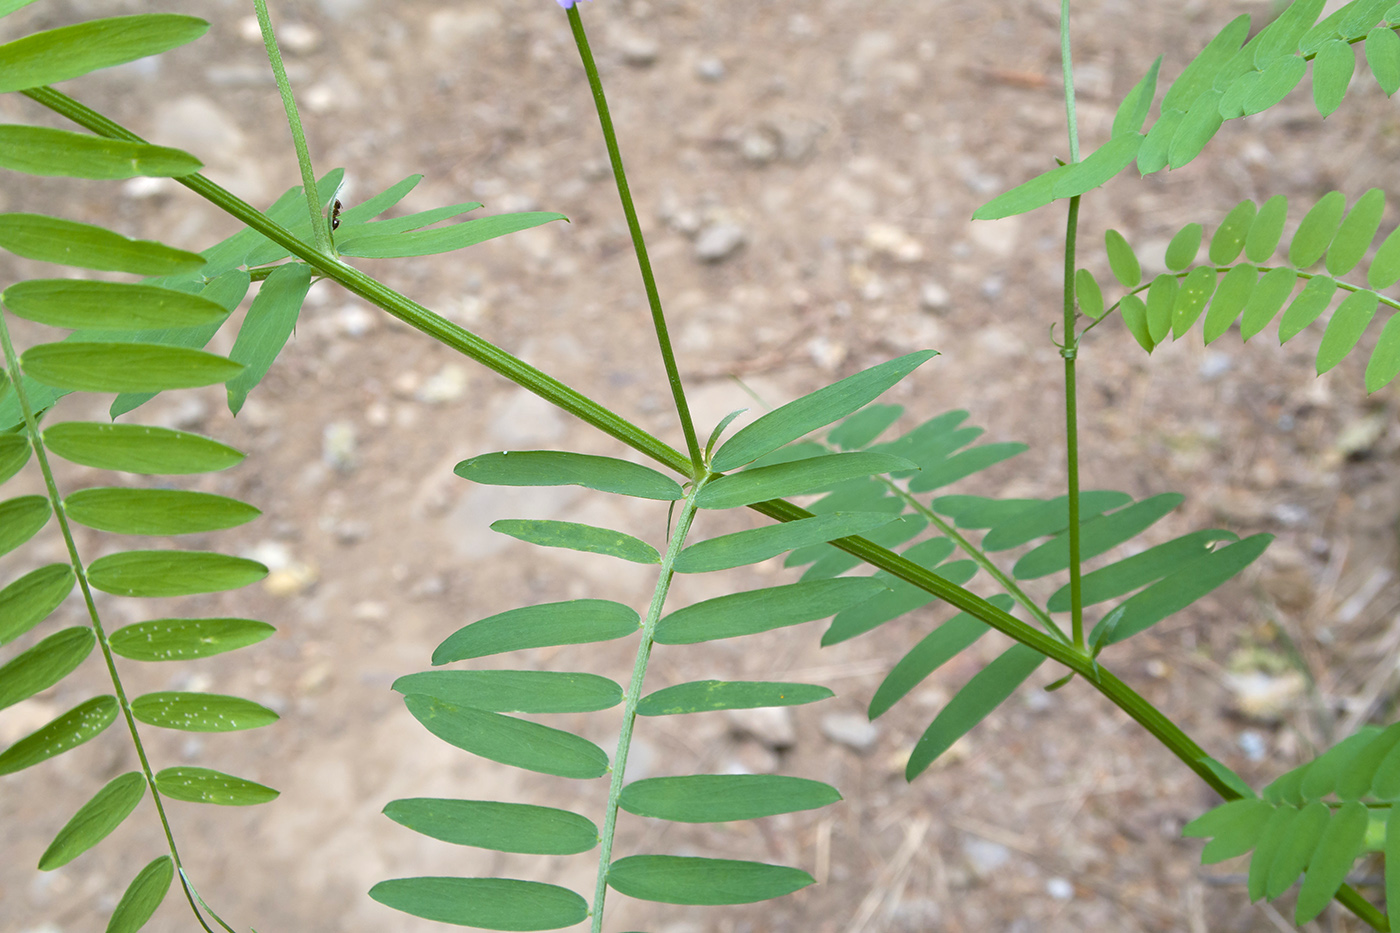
[591,482,702,931]
[1060,0,1080,164]
[566,5,704,475]
[253,0,332,255]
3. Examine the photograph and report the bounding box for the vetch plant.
[0,0,1397,930]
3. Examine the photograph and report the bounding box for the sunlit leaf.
[907,643,1046,779]
[1327,188,1385,276]
[712,351,937,472]
[432,599,639,664]
[1251,805,1303,899]
[1289,191,1347,268]
[87,550,267,597]
[1145,273,1178,345]
[0,563,75,645]
[1105,229,1142,287]
[1295,801,1370,923]
[0,125,200,179]
[1368,224,1400,288]
[0,695,117,775]
[0,213,204,275]
[1136,106,1184,175]
[1366,23,1400,94]
[1313,39,1356,116]
[1052,133,1144,198]
[383,798,598,855]
[64,488,258,535]
[1246,194,1289,262]
[454,450,683,501]
[337,212,566,258]
[369,877,587,930]
[1365,312,1400,391]
[38,771,146,870]
[491,518,659,564]
[1075,268,1105,319]
[971,162,1072,221]
[1278,275,1338,342]
[402,694,608,779]
[227,261,311,414]
[1119,294,1153,351]
[827,403,903,450]
[21,341,241,393]
[0,14,208,92]
[905,442,1026,493]
[1172,266,1218,338]
[106,855,173,933]
[154,766,278,805]
[607,855,813,905]
[1169,90,1226,168]
[619,775,840,822]
[1210,199,1257,265]
[1203,264,1258,344]
[1113,56,1162,137]
[3,280,227,334]
[392,670,622,714]
[1265,800,1330,899]
[654,577,886,645]
[1162,16,1252,112]
[108,617,274,662]
[334,174,422,225]
[637,680,833,715]
[1240,267,1298,341]
[1317,288,1379,374]
[1047,529,1238,611]
[1254,0,1327,66]
[675,512,897,573]
[1336,722,1400,799]
[130,692,277,732]
[42,422,244,474]
[0,494,49,557]
[698,451,914,509]
[1183,797,1275,863]
[0,626,93,711]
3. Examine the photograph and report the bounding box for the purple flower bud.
[557,0,592,7]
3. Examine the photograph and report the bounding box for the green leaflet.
[697,451,915,509]
[970,162,1072,221]
[334,173,423,225]
[337,200,483,238]
[1366,24,1400,94]
[618,774,840,822]
[978,490,1132,551]
[0,695,117,775]
[1278,275,1338,341]
[0,213,205,275]
[454,450,683,501]
[868,594,1016,719]
[654,577,887,645]
[42,422,244,474]
[1120,294,1153,351]
[337,211,566,258]
[20,341,242,392]
[822,557,978,646]
[1265,800,1330,899]
[106,855,173,933]
[1368,224,1400,289]
[1239,267,1298,341]
[1112,56,1162,137]
[1091,533,1273,646]
[1209,199,1256,265]
[1303,0,1389,53]
[1161,15,1251,112]
[64,488,259,535]
[907,643,1046,780]
[1241,54,1308,116]
[1246,194,1289,262]
[1183,797,1275,863]
[0,494,49,557]
[432,599,640,664]
[1249,806,1302,900]
[1012,493,1184,580]
[242,169,345,267]
[0,626,94,711]
[38,771,147,870]
[1289,190,1347,268]
[1047,529,1238,611]
[1145,274,1178,345]
[0,0,42,15]
[227,261,312,414]
[1136,106,1184,175]
[1300,728,1383,799]
[369,877,588,931]
[675,512,898,573]
[1336,722,1400,798]
[108,617,274,662]
[86,550,267,597]
[490,518,660,564]
[1388,810,1400,921]
[0,432,30,484]
[2,280,227,330]
[1329,189,1387,279]
[129,692,278,732]
[607,855,813,906]
[153,766,278,805]
[637,680,833,715]
[0,14,208,92]
[1165,220,1204,269]
[0,125,200,179]
[1051,133,1144,199]
[1203,264,1258,344]
[1313,39,1356,117]
[1317,288,1379,374]
[827,403,903,450]
[1295,801,1370,923]
[1168,90,1225,169]
[1366,312,1400,391]
[711,350,937,472]
[1196,756,1256,800]
[392,670,623,714]
[1172,266,1218,338]
[796,515,927,580]
[382,798,598,855]
[905,442,1026,493]
[0,564,75,645]
[402,694,609,780]
[1075,268,1105,319]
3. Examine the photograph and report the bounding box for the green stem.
[566,5,704,475]
[0,311,219,933]
[591,481,703,931]
[252,0,332,255]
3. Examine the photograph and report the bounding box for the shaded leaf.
[21,342,242,393]
[402,694,608,779]
[0,563,75,645]
[42,421,244,474]
[1013,493,1184,580]
[1172,266,1218,338]
[1249,806,1302,900]
[827,403,903,450]
[1328,188,1385,277]
[1105,229,1142,287]
[796,515,927,580]
[338,200,483,238]
[1203,264,1258,344]
[1242,54,1308,115]
[1210,199,1257,265]
[0,494,49,557]
[227,261,312,414]
[712,350,937,472]
[0,14,207,92]
[675,512,897,573]
[1161,16,1252,111]
[0,125,200,179]
[1240,267,1298,341]
[1278,274,1338,342]
[392,670,623,714]
[87,550,266,598]
[1368,224,1400,288]
[1113,56,1162,137]
[698,451,915,509]
[822,556,977,646]
[64,488,258,535]
[39,771,146,870]
[980,490,1132,551]
[433,599,639,664]
[338,212,565,258]
[0,626,93,711]
[1246,194,1289,262]
[1170,88,1227,168]
[1313,39,1356,116]
[0,213,204,275]
[907,643,1046,779]
[1388,810,1400,923]
[1145,273,1178,345]
[1289,190,1347,268]
[1317,288,1379,374]
[1183,797,1275,863]
[638,680,833,716]
[130,692,278,732]
[154,766,278,805]
[334,174,422,225]
[905,442,1027,493]
[1265,800,1331,899]
[1047,529,1238,612]
[383,798,598,855]
[1367,23,1400,95]
[1295,801,1370,923]
[1136,106,1184,175]
[491,518,659,564]
[654,577,886,645]
[1365,312,1400,391]
[1052,133,1144,198]
[2,280,226,330]
[619,775,840,822]
[106,855,173,933]
[1336,722,1400,799]
[607,855,813,906]
[0,432,30,484]
[455,450,683,501]
[0,695,117,775]
[369,877,587,931]
[108,617,274,662]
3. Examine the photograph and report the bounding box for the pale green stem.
[1059,1,1086,651]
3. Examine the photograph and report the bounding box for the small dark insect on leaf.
[329,199,342,231]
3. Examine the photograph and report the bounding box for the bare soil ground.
[2,1,1400,931]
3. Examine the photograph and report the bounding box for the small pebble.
[1238,729,1268,762]
[820,712,880,753]
[695,223,747,263]
[1045,877,1074,901]
[696,56,725,81]
[919,280,952,312]
[727,706,795,749]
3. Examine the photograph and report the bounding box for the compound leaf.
[455,451,682,501]
[0,213,204,275]
[106,855,173,933]
[1210,199,1257,264]
[980,490,1132,551]
[0,14,207,92]
[108,617,274,662]
[86,550,267,597]
[1265,800,1330,899]
[0,626,93,711]
[1278,275,1338,342]
[42,422,244,474]
[1183,797,1275,863]
[675,511,897,573]
[607,855,813,906]
[637,680,832,716]
[1145,274,1178,345]
[1243,54,1308,115]
[1289,190,1347,268]
[1313,39,1356,116]
[64,488,259,535]
[1047,529,1238,611]
[334,174,422,225]
[1203,264,1258,343]
[1240,267,1298,341]
[227,261,312,414]
[655,577,886,645]
[1295,801,1370,923]
[1136,106,1184,175]
[0,695,117,775]
[382,798,598,855]
[432,599,639,663]
[1169,90,1225,168]
[153,766,278,805]
[2,280,226,330]
[0,563,75,645]
[1013,493,1184,580]
[130,692,278,732]
[402,694,608,780]
[1162,15,1252,112]
[1336,722,1400,798]
[392,670,623,714]
[971,162,1071,221]
[619,775,840,823]
[1316,288,1379,374]
[38,771,146,870]
[905,442,1026,493]
[369,876,587,930]
[1052,133,1144,198]
[337,211,565,258]
[1248,806,1301,901]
